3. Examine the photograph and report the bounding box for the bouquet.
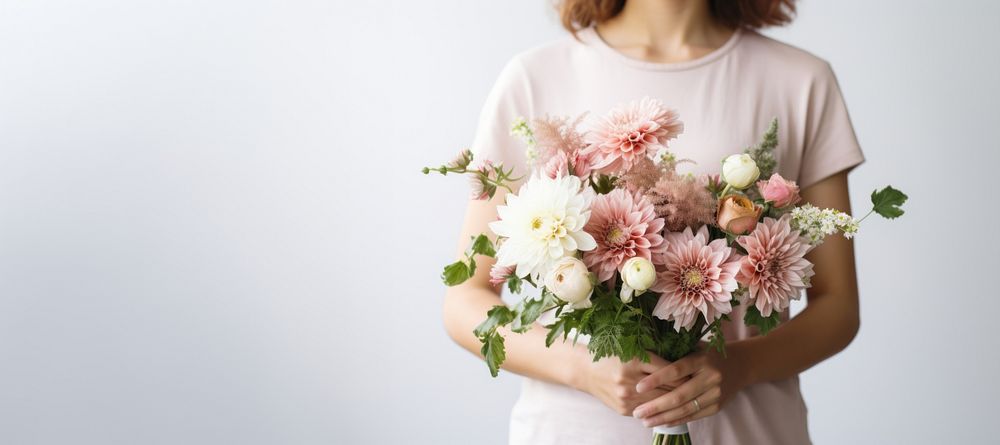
[424,97,906,445]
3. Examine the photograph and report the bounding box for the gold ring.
[692,398,701,412]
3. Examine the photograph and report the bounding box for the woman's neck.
[594,0,734,64]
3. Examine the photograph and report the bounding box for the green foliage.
[512,291,554,333]
[744,118,779,179]
[506,274,523,294]
[474,305,516,338]
[440,234,496,287]
[744,305,781,335]
[470,234,496,257]
[480,332,506,378]
[441,260,471,286]
[870,185,908,219]
[544,317,570,347]
[473,293,564,377]
[706,318,728,358]
[474,305,515,378]
[590,174,618,195]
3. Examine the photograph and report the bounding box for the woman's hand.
[631,348,750,428]
[573,351,687,416]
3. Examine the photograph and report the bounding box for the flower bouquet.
[424,97,906,445]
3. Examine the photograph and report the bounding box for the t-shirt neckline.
[580,26,743,72]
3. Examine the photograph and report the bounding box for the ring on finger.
[691,398,701,412]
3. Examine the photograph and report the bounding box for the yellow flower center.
[683,269,704,288]
[530,215,567,242]
[606,226,627,245]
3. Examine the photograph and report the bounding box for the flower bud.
[721,154,760,189]
[620,257,656,303]
[544,257,594,308]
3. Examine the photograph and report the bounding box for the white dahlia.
[489,174,598,281]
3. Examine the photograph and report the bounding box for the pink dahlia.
[489,263,515,287]
[583,97,684,174]
[582,189,665,283]
[736,214,815,317]
[543,150,569,179]
[650,226,742,331]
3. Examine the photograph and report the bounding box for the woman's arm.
[632,170,861,427]
[444,190,672,415]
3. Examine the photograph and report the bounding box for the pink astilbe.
[736,214,815,317]
[582,97,684,174]
[645,173,718,232]
[619,156,666,193]
[582,189,665,283]
[650,226,742,331]
[531,114,588,166]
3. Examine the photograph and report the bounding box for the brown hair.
[558,0,796,33]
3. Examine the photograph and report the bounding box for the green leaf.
[512,297,546,333]
[441,260,471,286]
[480,332,506,378]
[544,317,569,347]
[744,305,781,335]
[505,274,523,294]
[474,305,516,338]
[707,321,727,358]
[470,234,495,257]
[870,185,908,219]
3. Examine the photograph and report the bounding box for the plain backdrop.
[1,0,998,444]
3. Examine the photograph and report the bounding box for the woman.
[443,0,863,443]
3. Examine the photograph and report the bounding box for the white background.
[1,0,997,443]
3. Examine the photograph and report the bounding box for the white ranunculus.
[620,257,656,303]
[544,257,594,308]
[721,154,760,189]
[488,174,598,282]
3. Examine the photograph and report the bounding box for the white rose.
[544,257,594,308]
[721,154,760,189]
[620,257,656,303]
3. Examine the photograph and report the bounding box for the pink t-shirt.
[471,26,865,445]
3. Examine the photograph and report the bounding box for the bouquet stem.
[652,432,691,445]
[653,424,691,445]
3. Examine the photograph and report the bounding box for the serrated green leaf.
[473,305,515,338]
[512,297,546,334]
[480,332,506,377]
[441,260,471,286]
[744,305,781,335]
[544,318,568,347]
[871,186,908,219]
[707,321,728,358]
[470,234,496,257]
[506,274,523,294]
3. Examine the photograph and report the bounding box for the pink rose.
[756,173,800,208]
[717,195,762,235]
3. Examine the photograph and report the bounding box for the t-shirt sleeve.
[796,62,866,190]
[468,56,533,177]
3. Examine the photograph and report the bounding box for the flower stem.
[719,183,732,199]
[857,208,876,224]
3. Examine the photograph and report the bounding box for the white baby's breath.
[790,204,860,245]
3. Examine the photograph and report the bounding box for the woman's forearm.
[728,290,860,387]
[443,285,587,389]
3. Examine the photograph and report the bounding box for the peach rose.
[717,195,762,235]
[756,173,801,208]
